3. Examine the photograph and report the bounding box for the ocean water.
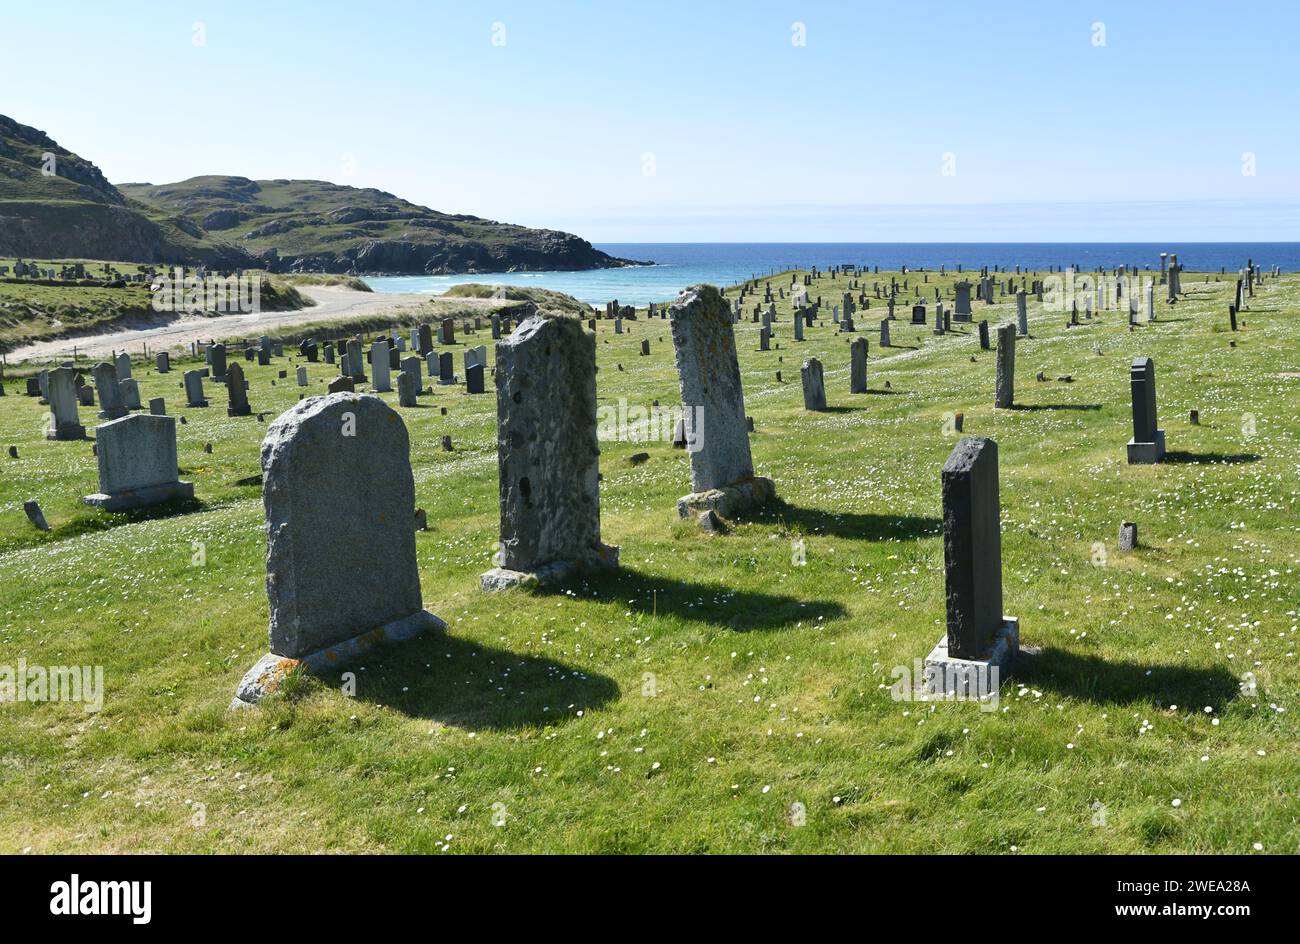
[364,242,1299,307]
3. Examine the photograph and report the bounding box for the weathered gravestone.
[921,437,1018,697]
[232,394,446,708]
[184,370,209,407]
[954,281,972,321]
[879,318,890,347]
[400,356,422,389]
[46,366,86,440]
[156,352,171,373]
[120,378,142,411]
[397,369,419,407]
[849,336,868,393]
[114,352,133,381]
[83,414,193,510]
[149,397,166,415]
[669,285,776,519]
[347,338,366,382]
[92,362,127,420]
[371,339,392,392]
[801,357,827,411]
[296,366,309,387]
[1126,356,1166,464]
[994,323,1016,408]
[226,362,252,416]
[978,320,990,350]
[1015,291,1028,337]
[480,314,618,591]
[466,362,485,394]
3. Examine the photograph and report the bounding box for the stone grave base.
[46,424,87,441]
[922,617,1019,700]
[83,480,193,511]
[231,609,447,709]
[1126,430,1166,465]
[480,544,620,592]
[677,475,776,520]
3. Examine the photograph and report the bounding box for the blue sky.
[4,0,1298,240]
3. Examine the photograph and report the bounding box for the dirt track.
[8,285,466,362]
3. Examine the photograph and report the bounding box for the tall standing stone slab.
[114,353,133,381]
[156,352,171,373]
[83,414,193,510]
[226,362,252,416]
[849,337,868,393]
[232,394,446,708]
[480,314,618,591]
[801,357,827,411]
[669,284,775,519]
[1126,357,1166,464]
[46,366,86,440]
[346,338,366,382]
[994,323,1016,408]
[921,437,1018,696]
[92,362,127,420]
[371,339,392,392]
[1015,291,1028,337]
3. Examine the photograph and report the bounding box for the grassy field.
[0,267,1296,853]
[0,261,314,353]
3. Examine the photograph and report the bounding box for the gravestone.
[119,378,142,411]
[418,324,433,355]
[466,362,485,394]
[296,366,308,387]
[879,318,890,347]
[397,368,419,406]
[1015,291,1028,337]
[156,352,170,373]
[669,285,775,519]
[480,314,618,591]
[849,337,868,393]
[438,352,455,385]
[954,281,972,320]
[83,414,193,510]
[371,339,392,392]
[45,366,86,440]
[184,370,209,407]
[231,393,446,708]
[400,355,422,388]
[1126,357,1166,464]
[226,362,252,416]
[978,320,990,350]
[114,352,132,381]
[994,323,1015,408]
[78,385,95,407]
[327,376,354,394]
[921,437,1018,695]
[801,357,826,410]
[149,397,166,415]
[346,339,366,382]
[92,362,127,420]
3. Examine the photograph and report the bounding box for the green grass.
[0,262,314,353]
[0,267,1296,853]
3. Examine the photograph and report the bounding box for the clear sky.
[4,0,1298,241]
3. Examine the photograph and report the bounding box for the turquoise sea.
[364,243,1299,307]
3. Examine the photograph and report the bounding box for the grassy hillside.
[441,282,592,315]
[120,176,645,275]
[0,259,313,352]
[0,266,1295,853]
[0,115,254,268]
